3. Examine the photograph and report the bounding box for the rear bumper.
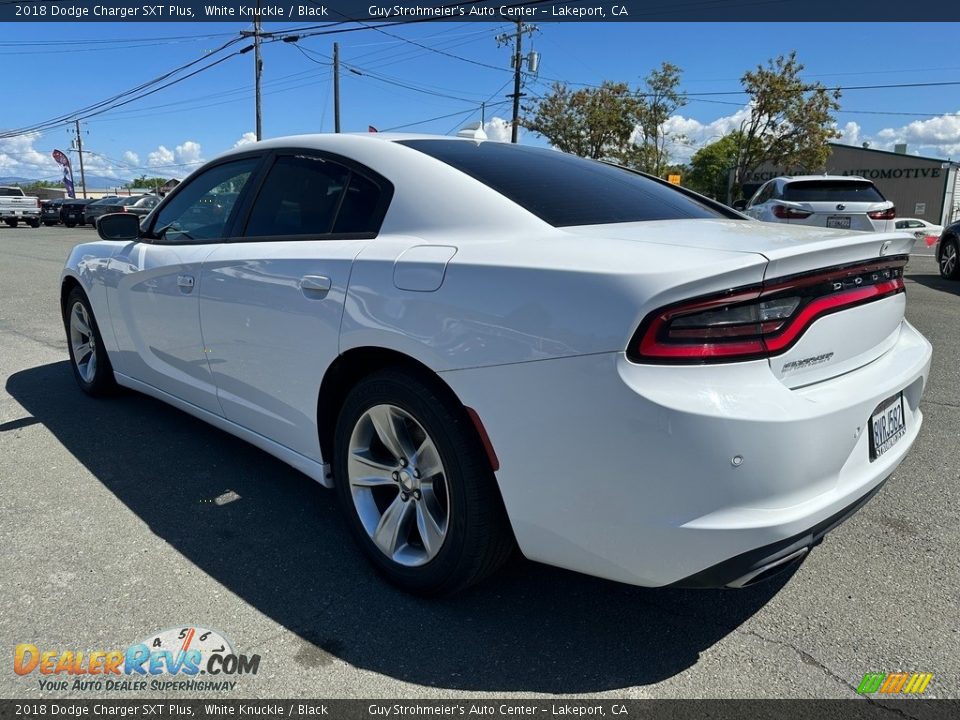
[671,479,885,588]
[441,319,931,587]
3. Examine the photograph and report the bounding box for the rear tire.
[63,287,117,397]
[27,218,40,228]
[5,219,17,228]
[333,368,514,596]
[939,237,960,280]
[65,222,76,228]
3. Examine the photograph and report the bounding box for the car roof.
[776,174,871,182]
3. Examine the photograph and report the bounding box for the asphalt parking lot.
[0,225,957,700]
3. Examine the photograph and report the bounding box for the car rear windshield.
[782,180,886,203]
[398,140,723,227]
[0,188,24,196]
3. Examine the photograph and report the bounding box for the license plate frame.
[827,215,851,229]
[869,392,906,461]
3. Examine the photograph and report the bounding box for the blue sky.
[2,21,959,182]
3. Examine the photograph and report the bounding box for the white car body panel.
[60,134,933,588]
[199,239,369,461]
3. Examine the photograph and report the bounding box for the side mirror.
[97,212,141,241]
[732,199,748,211]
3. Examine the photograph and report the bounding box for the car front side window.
[151,158,260,243]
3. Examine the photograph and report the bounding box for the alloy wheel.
[941,242,958,278]
[346,404,450,567]
[69,301,98,384]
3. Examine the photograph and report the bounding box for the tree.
[525,81,643,160]
[125,175,169,190]
[20,180,62,192]
[732,52,841,197]
[686,133,743,199]
[621,63,687,175]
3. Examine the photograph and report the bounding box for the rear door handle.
[177,274,195,290]
[300,275,332,297]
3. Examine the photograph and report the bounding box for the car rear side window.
[245,155,352,237]
[398,140,721,227]
[782,180,886,203]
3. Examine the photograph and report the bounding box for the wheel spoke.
[348,450,397,487]
[74,342,93,363]
[415,500,445,557]
[368,405,415,461]
[413,437,443,479]
[72,307,91,336]
[373,494,413,558]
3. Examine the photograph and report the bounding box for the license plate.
[869,392,906,461]
[827,215,851,229]
[14,210,22,216]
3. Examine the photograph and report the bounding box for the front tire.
[939,237,960,280]
[63,286,116,396]
[333,368,514,595]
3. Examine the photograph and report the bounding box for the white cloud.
[658,105,754,163]
[835,112,960,158]
[147,145,175,167]
[233,132,257,148]
[176,140,202,165]
[837,121,862,148]
[0,132,54,177]
[123,150,140,167]
[146,140,203,169]
[482,117,515,143]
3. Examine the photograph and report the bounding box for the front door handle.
[177,274,195,290]
[300,275,332,297]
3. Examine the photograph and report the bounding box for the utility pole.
[497,21,538,143]
[254,5,263,140]
[73,120,88,199]
[333,42,341,133]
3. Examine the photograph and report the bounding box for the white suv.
[742,175,896,232]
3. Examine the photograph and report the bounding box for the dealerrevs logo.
[14,626,260,693]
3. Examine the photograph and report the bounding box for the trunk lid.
[565,219,914,387]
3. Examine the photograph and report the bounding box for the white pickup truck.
[0,186,41,227]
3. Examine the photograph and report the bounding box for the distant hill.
[0,175,134,188]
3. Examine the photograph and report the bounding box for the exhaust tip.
[726,547,809,589]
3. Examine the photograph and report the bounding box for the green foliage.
[685,133,743,199]
[526,80,643,160]
[526,64,686,175]
[732,52,841,195]
[19,180,63,192]
[124,175,169,190]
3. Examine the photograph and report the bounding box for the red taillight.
[868,207,896,220]
[630,257,907,364]
[771,204,812,219]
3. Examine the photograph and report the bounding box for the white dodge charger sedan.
[61,134,931,595]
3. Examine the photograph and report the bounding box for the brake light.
[868,207,896,220]
[771,204,812,219]
[630,257,907,364]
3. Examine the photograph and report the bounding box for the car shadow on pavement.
[7,361,789,693]
[908,271,960,297]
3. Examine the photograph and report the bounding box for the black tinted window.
[399,140,720,227]
[782,180,885,202]
[153,158,258,242]
[245,155,351,237]
[333,174,382,233]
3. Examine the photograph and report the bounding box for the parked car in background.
[122,194,160,218]
[934,221,960,280]
[41,199,65,226]
[895,217,942,242]
[0,186,41,227]
[84,195,159,227]
[741,176,896,232]
[61,198,95,227]
[61,134,931,595]
[81,196,122,227]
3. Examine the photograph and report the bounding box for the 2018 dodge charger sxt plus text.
[60,134,931,595]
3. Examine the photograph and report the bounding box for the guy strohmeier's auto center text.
[13,3,630,19]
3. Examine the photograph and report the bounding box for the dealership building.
[742,143,960,226]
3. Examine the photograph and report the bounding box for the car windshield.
[399,140,723,227]
[118,197,144,206]
[782,180,886,203]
